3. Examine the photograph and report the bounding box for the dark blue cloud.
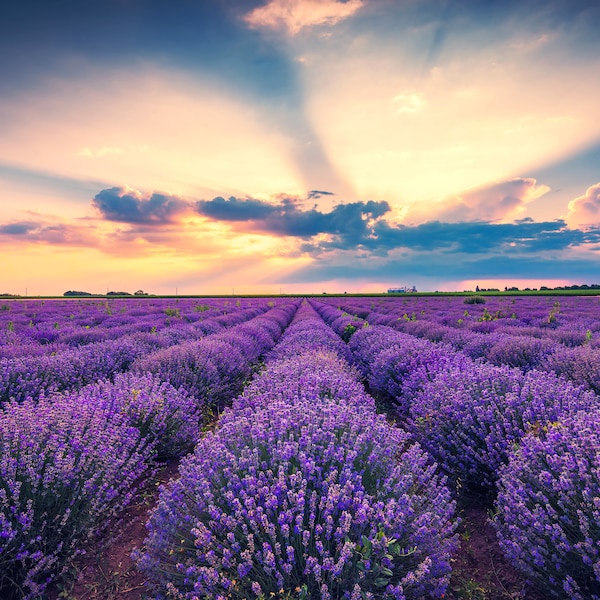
[307,190,335,200]
[369,219,597,254]
[195,195,391,240]
[196,196,278,221]
[92,187,189,224]
[298,218,600,255]
[94,185,600,258]
[0,222,38,235]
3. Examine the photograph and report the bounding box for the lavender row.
[0,303,299,599]
[331,322,597,494]
[0,303,278,404]
[313,297,600,394]
[136,302,459,599]
[0,390,157,598]
[131,301,301,412]
[0,297,272,357]
[321,295,600,336]
[314,306,600,598]
[493,409,600,599]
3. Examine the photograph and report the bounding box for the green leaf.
[388,542,401,556]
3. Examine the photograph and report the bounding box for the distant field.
[1,294,599,599]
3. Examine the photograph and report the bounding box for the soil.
[46,459,181,600]
[446,505,545,600]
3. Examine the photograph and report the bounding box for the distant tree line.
[63,290,150,297]
[474,284,600,292]
[539,284,600,290]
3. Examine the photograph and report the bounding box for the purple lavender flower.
[0,394,154,598]
[66,371,201,459]
[137,343,458,599]
[486,334,556,371]
[542,344,600,394]
[494,408,600,599]
[408,363,597,494]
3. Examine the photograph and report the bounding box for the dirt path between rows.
[47,459,181,600]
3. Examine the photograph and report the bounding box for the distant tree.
[63,290,92,296]
[134,290,148,296]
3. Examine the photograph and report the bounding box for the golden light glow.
[0,66,302,201]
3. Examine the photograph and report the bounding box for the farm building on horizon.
[387,286,417,293]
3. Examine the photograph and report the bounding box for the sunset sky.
[1,0,599,295]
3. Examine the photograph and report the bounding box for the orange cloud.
[427,178,551,224]
[566,183,600,228]
[244,0,364,35]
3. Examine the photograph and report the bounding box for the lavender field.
[1,295,599,599]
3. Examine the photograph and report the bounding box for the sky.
[1,0,600,295]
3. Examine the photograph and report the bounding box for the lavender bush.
[494,409,600,599]
[367,340,473,415]
[69,372,201,460]
[408,363,598,494]
[486,334,556,371]
[137,388,458,599]
[0,395,154,598]
[131,305,298,409]
[237,350,367,411]
[267,319,352,363]
[132,337,248,409]
[347,326,409,377]
[0,336,151,404]
[542,344,600,394]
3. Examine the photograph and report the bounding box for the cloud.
[370,219,597,254]
[393,91,427,114]
[0,221,39,235]
[298,217,600,257]
[92,186,191,224]
[429,178,551,223]
[566,183,600,228]
[196,194,391,242]
[124,184,600,258]
[307,189,335,199]
[243,0,364,35]
[0,219,96,246]
[196,196,279,221]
